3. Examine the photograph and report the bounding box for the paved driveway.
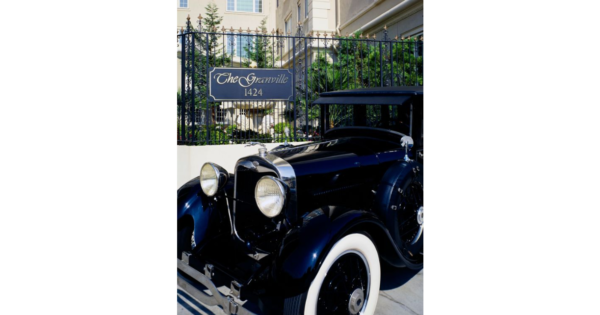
[177,265,422,315]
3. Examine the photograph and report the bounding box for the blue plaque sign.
[208,68,293,101]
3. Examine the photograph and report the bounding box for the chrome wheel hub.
[416,206,424,225]
[348,288,365,315]
[410,206,424,246]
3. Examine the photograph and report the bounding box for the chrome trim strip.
[230,169,246,243]
[223,191,234,236]
[263,153,297,224]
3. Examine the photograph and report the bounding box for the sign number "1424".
[244,88,263,96]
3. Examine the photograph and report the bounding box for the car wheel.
[390,165,424,270]
[177,222,193,259]
[284,233,381,315]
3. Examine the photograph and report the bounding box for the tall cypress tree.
[189,3,231,129]
[242,18,279,68]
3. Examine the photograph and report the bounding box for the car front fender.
[177,177,211,247]
[273,207,404,297]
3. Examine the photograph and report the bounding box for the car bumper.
[177,255,258,315]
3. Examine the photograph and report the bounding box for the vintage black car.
[177,86,424,315]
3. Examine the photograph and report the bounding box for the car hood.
[269,137,403,177]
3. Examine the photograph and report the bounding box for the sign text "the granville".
[213,72,289,88]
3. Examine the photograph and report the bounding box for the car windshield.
[327,104,411,135]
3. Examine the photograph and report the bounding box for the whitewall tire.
[303,233,381,315]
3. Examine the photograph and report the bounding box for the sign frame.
[208,67,294,102]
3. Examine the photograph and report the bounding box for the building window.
[227,0,262,13]
[227,33,255,58]
[298,4,301,23]
[178,29,183,47]
[277,0,279,7]
[215,106,225,124]
[175,0,188,9]
[285,19,292,50]
[305,0,308,18]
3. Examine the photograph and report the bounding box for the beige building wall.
[275,0,337,61]
[272,0,422,65]
[177,0,277,33]
[275,0,337,36]
[338,0,423,39]
[273,0,423,41]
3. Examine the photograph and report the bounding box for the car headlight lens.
[200,163,224,196]
[255,176,286,218]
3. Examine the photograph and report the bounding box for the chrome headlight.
[200,163,228,197]
[255,176,286,218]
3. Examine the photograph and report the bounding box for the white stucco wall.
[177,142,308,188]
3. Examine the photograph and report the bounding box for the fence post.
[204,33,212,145]
[421,36,423,85]
[379,39,383,87]
[190,26,196,143]
[179,27,187,141]
[292,31,297,141]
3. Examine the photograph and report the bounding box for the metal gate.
[177,16,423,145]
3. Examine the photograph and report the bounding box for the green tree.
[183,3,232,128]
[241,18,279,68]
[296,33,423,129]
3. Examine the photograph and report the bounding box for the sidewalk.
[177,266,423,315]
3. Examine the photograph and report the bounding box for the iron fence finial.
[373,33,377,39]
[221,26,225,32]
[239,26,243,32]
[420,35,423,41]
[395,35,398,41]
[230,26,234,32]
[383,25,388,40]
[271,28,275,34]
[187,14,190,21]
[401,35,405,40]
[359,33,363,38]
[198,14,202,20]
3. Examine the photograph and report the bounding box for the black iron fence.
[177,15,423,145]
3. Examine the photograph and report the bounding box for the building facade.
[274,0,422,60]
[337,0,423,40]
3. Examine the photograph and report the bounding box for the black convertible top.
[311,86,423,105]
